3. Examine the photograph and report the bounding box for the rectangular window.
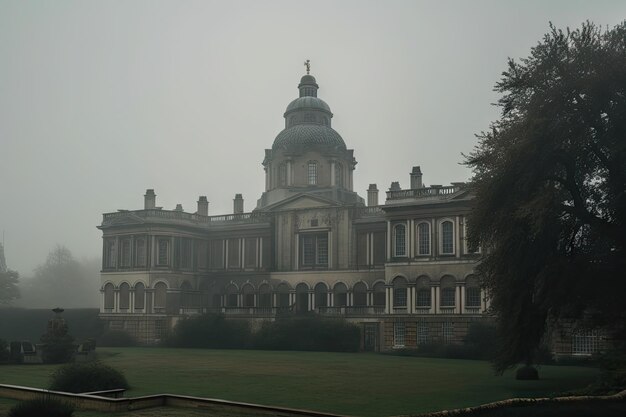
[210,240,224,269]
[441,288,456,307]
[135,238,147,267]
[181,238,192,269]
[393,288,407,307]
[394,224,406,257]
[300,233,328,268]
[417,321,429,345]
[373,232,386,265]
[356,232,368,267]
[120,239,131,267]
[394,322,406,347]
[417,222,430,255]
[442,322,454,344]
[104,239,116,268]
[416,289,431,307]
[572,330,600,355]
[308,162,317,185]
[157,239,169,266]
[245,238,257,268]
[228,239,240,269]
[465,287,481,307]
[196,240,208,269]
[441,221,455,254]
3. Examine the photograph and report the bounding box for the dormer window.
[308,161,317,185]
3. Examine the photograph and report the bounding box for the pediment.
[263,193,337,211]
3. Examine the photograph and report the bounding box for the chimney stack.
[233,194,244,214]
[144,189,156,209]
[197,196,209,216]
[367,184,379,207]
[410,166,423,189]
[174,204,183,212]
[389,181,401,191]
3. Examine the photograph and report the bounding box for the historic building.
[98,68,489,350]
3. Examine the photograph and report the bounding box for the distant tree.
[0,269,20,305]
[465,22,626,373]
[17,245,100,308]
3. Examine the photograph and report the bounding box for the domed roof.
[272,124,346,150]
[299,74,317,85]
[285,96,331,114]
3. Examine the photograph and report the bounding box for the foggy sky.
[1,0,625,276]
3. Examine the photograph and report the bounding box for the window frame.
[307,161,318,185]
[439,219,455,255]
[416,221,431,256]
[393,223,407,257]
[299,232,329,269]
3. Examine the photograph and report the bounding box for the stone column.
[408,285,415,314]
[456,286,462,314]
[434,287,440,314]
[385,285,392,314]
[460,286,465,314]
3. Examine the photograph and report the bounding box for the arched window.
[417,222,430,256]
[314,283,328,308]
[335,163,343,187]
[373,282,386,307]
[465,275,481,307]
[441,220,455,255]
[154,282,167,309]
[333,282,347,307]
[225,284,238,307]
[416,276,431,308]
[392,276,407,307]
[296,283,309,313]
[394,224,407,257]
[119,282,130,310]
[440,275,456,307]
[259,284,271,308]
[134,282,145,310]
[279,163,287,186]
[353,282,367,307]
[277,283,291,307]
[242,284,255,307]
[308,161,317,185]
[103,283,114,310]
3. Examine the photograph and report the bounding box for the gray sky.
[1,0,625,275]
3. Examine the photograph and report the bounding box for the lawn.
[0,348,602,417]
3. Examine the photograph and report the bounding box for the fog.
[1,0,625,286]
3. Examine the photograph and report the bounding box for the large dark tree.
[465,22,626,372]
[0,269,20,305]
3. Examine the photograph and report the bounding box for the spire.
[0,243,6,273]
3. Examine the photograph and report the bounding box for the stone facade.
[99,71,489,350]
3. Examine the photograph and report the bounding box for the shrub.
[254,316,360,352]
[0,338,10,363]
[167,314,251,348]
[49,361,129,393]
[97,330,135,347]
[40,335,75,364]
[9,398,74,417]
[516,365,539,380]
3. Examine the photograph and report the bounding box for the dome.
[299,74,317,85]
[272,124,346,150]
[285,96,332,114]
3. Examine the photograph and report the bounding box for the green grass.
[0,347,602,417]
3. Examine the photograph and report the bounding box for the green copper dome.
[272,124,346,150]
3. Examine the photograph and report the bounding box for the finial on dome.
[304,59,311,75]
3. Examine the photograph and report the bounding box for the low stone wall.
[0,384,349,417]
[395,389,626,417]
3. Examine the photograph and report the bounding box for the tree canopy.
[465,22,626,372]
[0,269,20,305]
